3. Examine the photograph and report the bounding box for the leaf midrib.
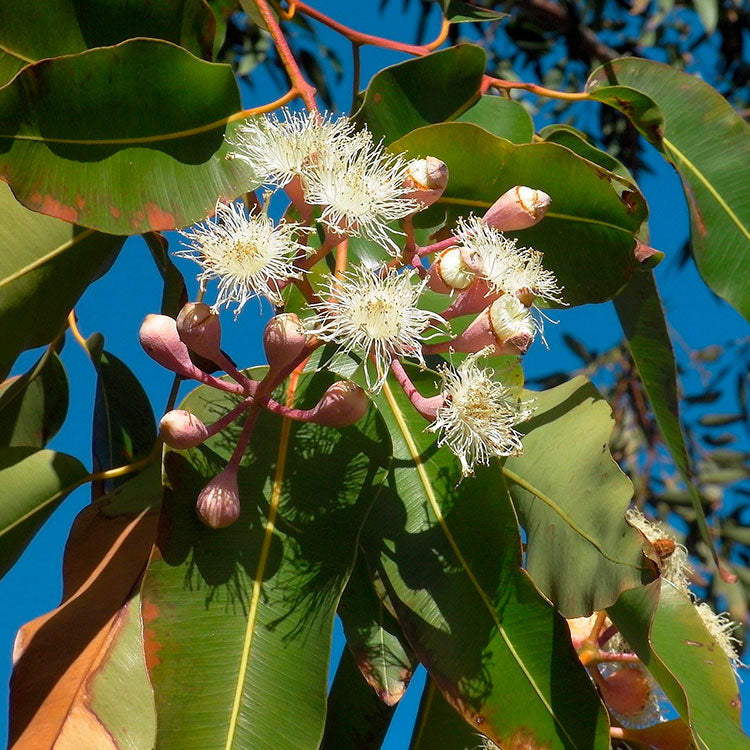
[381,381,577,747]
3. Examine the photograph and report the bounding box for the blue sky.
[2,2,749,747]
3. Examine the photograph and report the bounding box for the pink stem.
[205,399,253,438]
[416,236,456,257]
[390,358,443,420]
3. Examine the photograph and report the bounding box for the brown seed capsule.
[653,538,676,560]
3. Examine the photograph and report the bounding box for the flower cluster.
[143,108,563,526]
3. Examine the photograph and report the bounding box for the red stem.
[390,358,442,420]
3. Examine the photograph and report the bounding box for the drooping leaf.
[454,95,534,143]
[0,0,216,85]
[338,554,417,706]
[0,349,68,449]
[356,45,486,144]
[586,58,750,323]
[391,123,646,306]
[9,469,160,748]
[609,581,748,750]
[354,368,610,749]
[144,232,189,318]
[0,39,262,234]
[85,339,157,497]
[142,368,388,749]
[614,271,725,579]
[0,447,88,579]
[321,645,397,750]
[0,183,124,380]
[505,376,653,617]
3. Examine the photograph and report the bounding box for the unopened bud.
[196,467,241,529]
[483,186,551,231]
[159,409,210,450]
[176,302,222,360]
[139,314,198,376]
[599,668,651,718]
[264,313,308,372]
[427,246,476,294]
[310,381,369,427]
[488,295,536,354]
[403,156,449,210]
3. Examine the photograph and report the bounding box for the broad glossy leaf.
[586,59,750,322]
[321,645,396,750]
[0,447,87,579]
[505,376,653,617]
[410,678,481,750]
[614,271,722,578]
[0,183,123,379]
[0,39,261,234]
[0,0,216,86]
[9,471,159,748]
[357,369,610,749]
[142,369,388,749]
[609,581,749,750]
[455,95,534,142]
[391,123,646,306]
[356,45,486,144]
[0,349,68,449]
[86,340,157,496]
[338,555,417,706]
[539,124,635,181]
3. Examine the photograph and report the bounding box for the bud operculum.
[196,467,241,529]
[309,381,369,427]
[159,409,210,449]
[176,302,223,360]
[403,156,449,210]
[427,246,476,294]
[263,313,308,373]
[483,186,551,231]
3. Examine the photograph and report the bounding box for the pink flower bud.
[264,313,308,373]
[176,302,222,360]
[159,409,210,450]
[482,186,551,231]
[310,381,369,427]
[403,156,449,210]
[426,247,476,294]
[139,314,199,377]
[196,467,241,529]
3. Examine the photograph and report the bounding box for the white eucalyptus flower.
[695,602,742,673]
[303,139,420,254]
[454,215,564,303]
[624,508,691,594]
[427,352,531,476]
[177,201,304,314]
[307,266,444,391]
[228,109,366,187]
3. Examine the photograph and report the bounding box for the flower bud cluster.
[143,109,566,528]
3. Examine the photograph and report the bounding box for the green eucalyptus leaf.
[391,123,646,306]
[505,376,654,617]
[410,678,482,750]
[356,45,486,144]
[338,555,417,706]
[321,645,397,750]
[353,368,610,749]
[142,368,389,749]
[0,39,261,234]
[614,271,724,585]
[435,0,506,23]
[586,58,750,323]
[0,0,216,83]
[539,124,635,181]
[609,581,748,749]
[0,447,88,579]
[87,344,157,497]
[0,349,68,449]
[0,183,123,379]
[455,95,534,143]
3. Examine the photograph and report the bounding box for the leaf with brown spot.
[9,470,160,749]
